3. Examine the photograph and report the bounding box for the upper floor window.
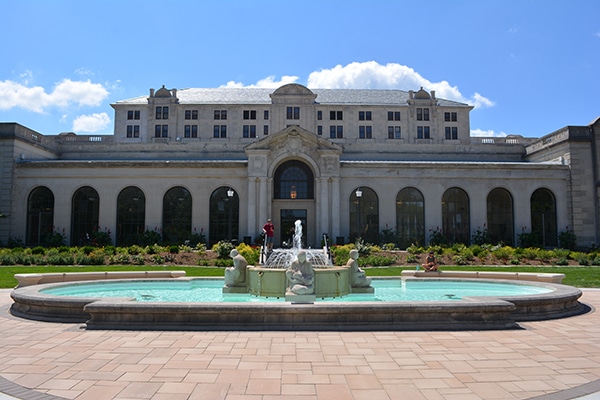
[213,125,227,138]
[156,106,169,120]
[264,110,269,120]
[185,110,198,120]
[317,125,323,135]
[330,111,343,120]
[317,110,322,120]
[445,127,458,140]
[286,106,300,120]
[243,125,257,138]
[387,111,401,121]
[330,125,343,139]
[243,110,257,120]
[263,125,269,135]
[359,126,372,139]
[388,126,401,139]
[127,110,140,120]
[417,108,429,121]
[214,110,227,120]
[358,111,372,121]
[126,125,140,138]
[444,112,457,122]
[417,126,430,139]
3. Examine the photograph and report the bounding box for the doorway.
[280,209,307,248]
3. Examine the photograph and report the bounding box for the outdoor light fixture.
[355,188,363,198]
[290,185,297,199]
[227,188,234,198]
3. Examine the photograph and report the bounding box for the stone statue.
[286,250,314,295]
[346,249,371,288]
[224,249,247,287]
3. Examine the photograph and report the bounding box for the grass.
[1,264,599,289]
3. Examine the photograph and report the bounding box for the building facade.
[1,83,598,249]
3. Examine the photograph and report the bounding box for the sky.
[0,0,598,138]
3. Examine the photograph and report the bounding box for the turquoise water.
[41,278,553,303]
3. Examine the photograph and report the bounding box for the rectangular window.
[445,127,458,140]
[156,106,169,120]
[317,125,323,135]
[358,111,372,121]
[264,110,269,120]
[154,124,168,138]
[387,111,401,121]
[317,110,322,120]
[243,125,257,138]
[213,125,227,138]
[214,110,227,120]
[161,124,168,137]
[155,124,161,137]
[126,125,140,138]
[417,108,429,121]
[330,110,343,120]
[388,126,401,139]
[243,110,257,120]
[417,126,430,139]
[330,125,343,139]
[127,110,140,120]
[184,125,198,138]
[263,125,269,135]
[359,126,372,139]
[156,107,161,119]
[444,112,457,122]
[185,110,198,120]
[286,106,300,120]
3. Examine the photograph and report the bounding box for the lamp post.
[227,188,234,241]
[355,188,362,238]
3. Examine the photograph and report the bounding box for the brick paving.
[1,288,599,400]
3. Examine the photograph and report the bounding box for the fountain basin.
[9,274,586,331]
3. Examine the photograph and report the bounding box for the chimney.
[149,88,155,97]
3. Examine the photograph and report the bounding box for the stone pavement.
[0,288,599,400]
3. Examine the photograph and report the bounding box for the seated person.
[422,251,439,272]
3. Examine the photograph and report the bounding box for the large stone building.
[1,83,598,249]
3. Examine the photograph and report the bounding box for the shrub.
[212,240,235,259]
[471,227,491,245]
[168,245,179,254]
[31,246,46,255]
[354,238,372,256]
[556,256,569,266]
[428,227,447,246]
[131,255,145,265]
[406,243,424,255]
[330,245,352,265]
[0,254,15,265]
[151,254,165,264]
[558,229,577,250]
[359,255,395,267]
[236,243,259,265]
[91,230,112,247]
[46,253,73,265]
[491,246,514,263]
[138,229,162,246]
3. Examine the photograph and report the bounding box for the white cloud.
[0,78,109,112]
[221,75,299,88]
[470,128,508,138]
[72,112,111,133]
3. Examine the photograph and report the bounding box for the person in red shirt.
[263,219,274,251]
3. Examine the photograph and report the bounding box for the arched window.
[274,160,314,199]
[396,187,425,248]
[26,186,54,246]
[531,188,557,247]
[162,186,192,245]
[442,187,470,244]
[350,187,379,243]
[71,186,100,246]
[209,187,239,246]
[487,188,514,246]
[117,187,145,246]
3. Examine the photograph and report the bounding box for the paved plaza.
[0,288,599,400]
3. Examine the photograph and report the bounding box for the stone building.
[1,83,598,249]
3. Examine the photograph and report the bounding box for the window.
[71,186,99,246]
[416,108,429,121]
[387,111,401,121]
[330,125,343,138]
[388,126,401,139]
[442,187,470,244]
[317,110,322,120]
[214,110,227,120]
[359,126,372,139]
[349,187,379,244]
[126,125,140,138]
[531,188,557,247]
[330,110,343,120]
[163,186,192,245]
[184,125,198,138]
[445,127,458,140]
[155,124,168,138]
[155,106,168,120]
[243,110,257,120]
[26,186,54,246]
[213,125,227,138]
[264,110,269,120]
[127,110,140,120]
[317,125,323,135]
[263,125,269,135]
[396,187,425,248]
[358,111,372,121]
[417,126,430,139]
[116,186,145,246]
[274,160,314,199]
[487,188,514,246]
[185,110,198,120]
[243,125,256,138]
[286,106,300,120]
[209,187,239,246]
[444,112,457,122]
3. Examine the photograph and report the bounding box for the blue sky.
[1,0,598,138]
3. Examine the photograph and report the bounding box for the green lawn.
[1,265,598,289]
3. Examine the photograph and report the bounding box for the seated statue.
[224,249,247,287]
[286,250,314,295]
[346,249,371,288]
